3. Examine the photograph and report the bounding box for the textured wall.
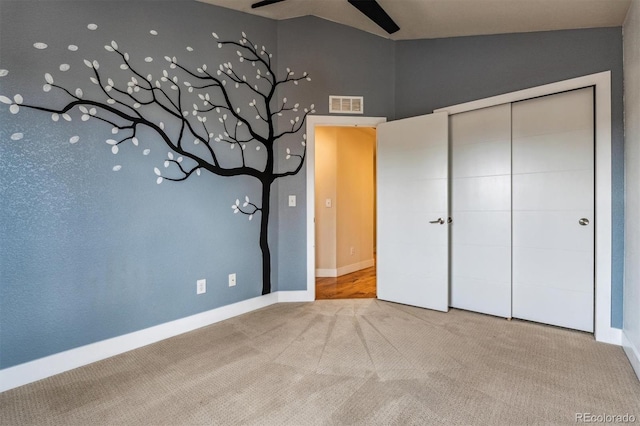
[0,0,283,368]
[395,28,625,328]
[624,0,640,368]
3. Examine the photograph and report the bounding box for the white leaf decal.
[111,145,119,154]
[75,88,83,98]
[150,30,158,35]
[156,177,163,184]
[81,114,90,121]
[248,215,253,221]
[69,135,80,144]
[87,23,98,30]
[154,167,161,176]
[168,152,174,160]
[51,113,59,121]
[84,60,92,68]
[79,106,88,114]
[89,108,96,115]
[0,69,9,77]
[111,40,118,50]
[235,199,240,206]
[9,104,19,114]
[120,64,129,70]
[212,32,219,39]
[112,165,122,171]
[68,45,78,51]
[145,57,153,63]
[0,96,11,104]
[132,137,138,146]
[62,113,71,121]
[10,133,23,141]
[104,45,114,52]
[44,73,54,84]
[106,139,117,145]
[14,94,23,104]
[196,169,201,176]
[143,149,151,155]
[112,127,119,134]
[164,161,169,168]
[33,42,48,49]
[186,46,193,52]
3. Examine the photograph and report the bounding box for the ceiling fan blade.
[347,0,399,34]
[252,0,286,8]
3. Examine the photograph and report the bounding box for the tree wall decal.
[0,27,315,295]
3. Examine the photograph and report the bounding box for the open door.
[376,112,449,311]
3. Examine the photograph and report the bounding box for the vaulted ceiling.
[197,0,631,40]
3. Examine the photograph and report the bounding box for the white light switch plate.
[288,195,296,207]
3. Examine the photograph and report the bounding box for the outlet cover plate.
[196,279,206,295]
[228,273,237,287]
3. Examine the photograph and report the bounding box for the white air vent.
[329,95,364,114]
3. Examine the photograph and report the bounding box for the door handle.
[579,218,590,226]
[429,218,445,224]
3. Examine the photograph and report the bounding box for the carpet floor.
[1,299,639,425]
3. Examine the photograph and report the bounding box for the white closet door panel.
[512,284,593,332]
[450,103,511,318]
[451,140,511,177]
[453,211,511,247]
[453,176,511,211]
[512,169,594,211]
[377,112,449,312]
[512,129,594,174]
[451,276,512,318]
[512,87,594,332]
[451,103,511,146]
[513,247,593,292]
[452,244,511,283]
[511,88,594,138]
[513,211,594,251]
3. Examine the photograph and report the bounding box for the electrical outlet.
[196,279,206,295]
[350,247,355,255]
[325,198,332,208]
[228,273,236,287]
[288,195,296,207]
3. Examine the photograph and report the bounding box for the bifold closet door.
[450,104,512,318]
[511,88,595,332]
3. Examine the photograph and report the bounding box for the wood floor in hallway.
[315,264,376,299]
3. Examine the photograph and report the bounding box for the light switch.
[288,195,296,207]
[325,198,332,208]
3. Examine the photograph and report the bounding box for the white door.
[377,112,449,311]
[512,88,595,332]
[450,104,512,318]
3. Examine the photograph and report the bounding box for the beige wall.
[623,0,640,378]
[315,127,376,276]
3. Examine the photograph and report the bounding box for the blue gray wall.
[0,0,625,370]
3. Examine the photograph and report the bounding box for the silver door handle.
[579,218,590,226]
[429,218,445,224]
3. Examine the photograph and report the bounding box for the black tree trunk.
[259,181,272,295]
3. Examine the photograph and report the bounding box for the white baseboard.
[316,259,375,278]
[0,290,312,393]
[622,331,640,381]
[595,325,622,345]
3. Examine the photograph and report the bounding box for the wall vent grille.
[329,96,364,114]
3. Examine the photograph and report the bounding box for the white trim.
[306,116,387,300]
[0,290,311,393]
[316,259,375,278]
[622,331,640,380]
[436,71,618,344]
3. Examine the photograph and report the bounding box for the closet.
[450,87,595,332]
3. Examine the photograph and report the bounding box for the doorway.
[314,126,377,299]
[305,116,387,301]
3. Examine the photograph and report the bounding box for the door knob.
[429,218,445,224]
[579,218,590,226]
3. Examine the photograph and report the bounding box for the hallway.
[315,265,376,299]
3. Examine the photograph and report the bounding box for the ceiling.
[197,0,631,40]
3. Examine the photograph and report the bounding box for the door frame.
[435,71,616,344]
[304,71,618,345]
[305,116,387,301]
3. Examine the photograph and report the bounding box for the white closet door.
[512,88,594,332]
[377,112,449,312]
[450,104,512,318]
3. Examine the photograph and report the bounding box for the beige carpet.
[1,299,639,425]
